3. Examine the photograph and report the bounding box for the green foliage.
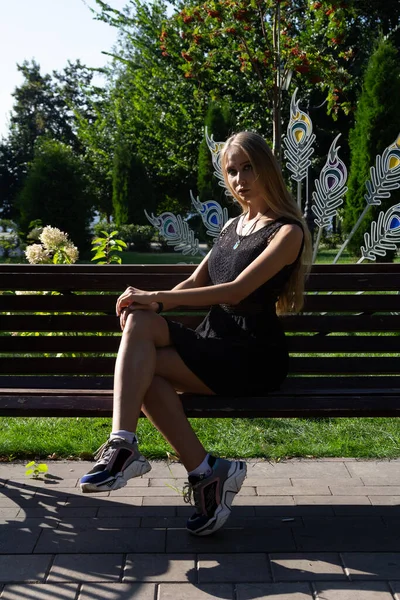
[92,0,204,212]
[93,219,117,238]
[0,233,20,254]
[112,137,156,226]
[197,103,233,205]
[25,461,48,479]
[18,139,93,250]
[118,224,154,251]
[344,37,400,253]
[91,230,127,264]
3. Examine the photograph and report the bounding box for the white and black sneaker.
[80,436,151,493]
[183,455,247,536]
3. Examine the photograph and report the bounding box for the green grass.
[2,416,400,461]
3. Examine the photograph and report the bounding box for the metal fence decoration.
[190,191,229,240]
[282,87,315,210]
[333,133,400,263]
[358,202,400,263]
[204,127,231,198]
[144,94,400,266]
[311,134,348,262]
[144,210,203,256]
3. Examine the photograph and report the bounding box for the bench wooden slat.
[1,392,400,418]
[2,293,399,313]
[1,356,399,375]
[2,263,400,273]
[1,334,400,353]
[3,272,400,291]
[1,375,399,392]
[2,314,400,333]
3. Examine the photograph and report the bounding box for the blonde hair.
[221,131,312,314]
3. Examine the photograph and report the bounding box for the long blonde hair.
[220,131,312,314]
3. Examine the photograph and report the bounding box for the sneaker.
[80,436,151,493]
[183,455,247,536]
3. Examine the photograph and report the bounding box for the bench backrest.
[1,263,400,390]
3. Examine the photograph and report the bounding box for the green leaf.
[25,461,35,468]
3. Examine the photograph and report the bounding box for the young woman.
[80,131,312,537]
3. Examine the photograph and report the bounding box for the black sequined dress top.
[165,216,304,395]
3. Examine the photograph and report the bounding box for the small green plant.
[91,230,127,264]
[25,461,49,479]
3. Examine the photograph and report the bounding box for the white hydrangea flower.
[15,290,39,295]
[25,244,50,264]
[65,243,79,263]
[39,226,69,251]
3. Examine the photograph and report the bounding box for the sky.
[0,0,128,138]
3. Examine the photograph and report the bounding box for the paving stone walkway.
[2,458,400,599]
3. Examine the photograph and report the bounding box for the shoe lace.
[93,439,118,462]
[183,482,193,505]
[183,479,202,514]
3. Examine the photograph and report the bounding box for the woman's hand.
[116,286,155,317]
[119,300,160,331]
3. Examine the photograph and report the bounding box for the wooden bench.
[0,263,400,418]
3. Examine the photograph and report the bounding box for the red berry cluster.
[181,52,193,62]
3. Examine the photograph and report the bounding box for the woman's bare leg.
[142,375,207,472]
[111,311,215,471]
[112,310,171,432]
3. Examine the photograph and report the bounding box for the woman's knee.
[123,310,160,339]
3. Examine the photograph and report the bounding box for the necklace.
[233,211,268,250]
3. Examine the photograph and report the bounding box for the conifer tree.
[197,103,233,206]
[344,37,400,253]
[112,138,155,227]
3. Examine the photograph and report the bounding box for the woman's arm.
[116,224,303,314]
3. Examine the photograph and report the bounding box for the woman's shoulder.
[221,215,240,232]
[263,216,303,237]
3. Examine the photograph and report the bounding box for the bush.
[92,220,116,238]
[119,224,154,251]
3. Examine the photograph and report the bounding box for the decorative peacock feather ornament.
[334,134,400,263]
[358,202,400,263]
[311,135,348,262]
[144,210,204,256]
[283,88,315,210]
[190,191,229,240]
[205,127,232,198]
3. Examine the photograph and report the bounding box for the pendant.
[233,240,241,250]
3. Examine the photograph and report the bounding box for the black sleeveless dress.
[165,216,303,396]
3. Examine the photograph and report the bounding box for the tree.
[112,135,155,226]
[18,139,93,250]
[0,142,20,219]
[161,0,363,158]
[160,0,400,158]
[343,37,400,253]
[197,102,233,205]
[8,61,77,171]
[91,0,211,214]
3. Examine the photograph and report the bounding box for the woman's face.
[224,145,264,205]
